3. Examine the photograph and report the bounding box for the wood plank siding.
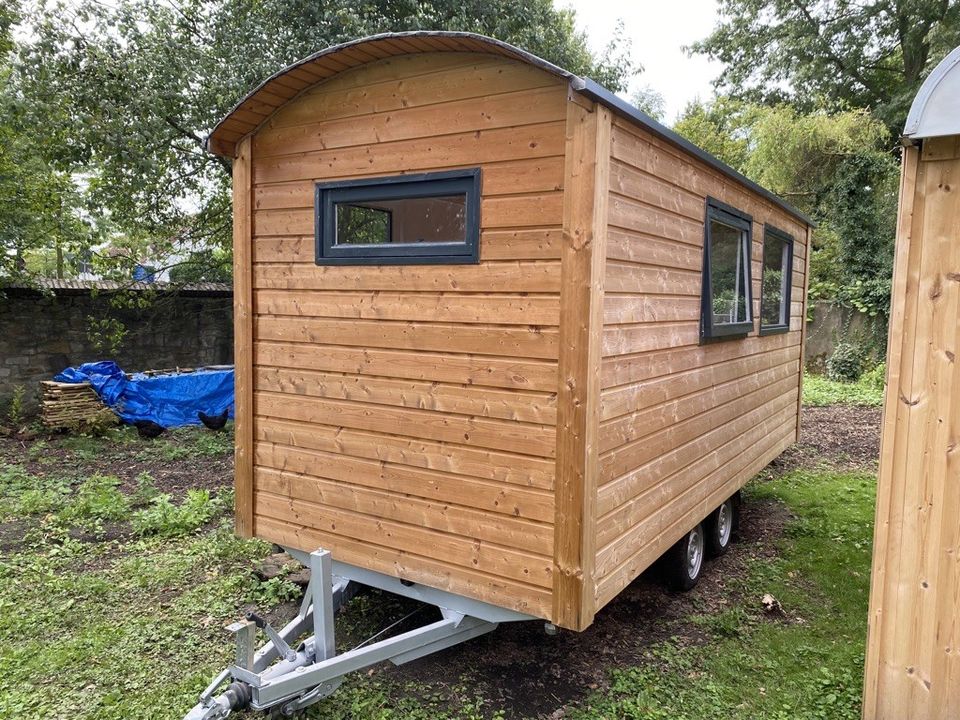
[592,116,811,611]
[863,138,960,720]
[223,36,811,629]
[246,53,568,619]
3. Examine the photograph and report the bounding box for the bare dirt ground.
[772,405,882,472]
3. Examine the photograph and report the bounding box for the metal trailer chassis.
[184,547,536,719]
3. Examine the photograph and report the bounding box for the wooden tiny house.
[864,46,960,720]
[208,32,813,631]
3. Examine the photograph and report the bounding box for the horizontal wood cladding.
[252,262,562,292]
[246,53,568,618]
[252,228,563,263]
[255,391,556,457]
[256,516,552,619]
[596,423,797,609]
[256,489,553,587]
[252,85,566,158]
[253,290,560,326]
[254,316,559,360]
[253,193,563,236]
[254,367,557,424]
[252,122,565,185]
[253,158,564,211]
[592,114,809,611]
[255,417,555,490]
[253,341,557,392]
[253,458,551,551]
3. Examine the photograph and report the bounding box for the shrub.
[5,385,26,428]
[826,342,867,382]
[860,362,887,394]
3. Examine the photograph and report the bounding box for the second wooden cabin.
[208,31,813,632]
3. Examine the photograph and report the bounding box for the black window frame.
[758,224,795,336]
[315,168,481,265]
[700,197,754,341]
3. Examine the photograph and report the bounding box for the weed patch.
[802,371,884,407]
[131,489,229,537]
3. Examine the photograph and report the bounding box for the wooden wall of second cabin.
[593,116,810,611]
[245,52,569,619]
[863,138,960,720]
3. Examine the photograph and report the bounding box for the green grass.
[572,468,876,720]
[802,367,885,407]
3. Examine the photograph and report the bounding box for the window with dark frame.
[315,169,481,265]
[759,225,794,335]
[700,198,754,341]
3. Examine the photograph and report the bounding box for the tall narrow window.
[760,225,794,334]
[701,198,754,340]
[315,169,480,265]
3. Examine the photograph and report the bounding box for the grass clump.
[803,364,885,407]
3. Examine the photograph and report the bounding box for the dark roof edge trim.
[572,78,816,228]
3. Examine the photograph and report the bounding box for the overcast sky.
[559,0,724,124]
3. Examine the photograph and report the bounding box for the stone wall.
[804,301,883,371]
[0,284,233,415]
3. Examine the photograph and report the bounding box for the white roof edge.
[904,45,960,139]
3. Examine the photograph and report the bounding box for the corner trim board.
[552,94,611,630]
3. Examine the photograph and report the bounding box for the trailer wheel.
[665,523,705,591]
[706,496,738,557]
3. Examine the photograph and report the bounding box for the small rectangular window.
[701,198,754,340]
[759,225,794,335]
[315,169,480,265]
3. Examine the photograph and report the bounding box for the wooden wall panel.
[864,139,960,720]
[246,53,568,618]
[592,115,811,611]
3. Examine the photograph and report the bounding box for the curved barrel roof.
[207,31,812,225]
[904,45,960,141]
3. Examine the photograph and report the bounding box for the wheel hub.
[718,502,732,546]
[687,527,704,578]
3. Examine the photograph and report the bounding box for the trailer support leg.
[310,549,336,662]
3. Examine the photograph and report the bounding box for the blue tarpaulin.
[54,361,234,428]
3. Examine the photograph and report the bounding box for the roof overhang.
[904,45,960,141]
[207,31,813,227]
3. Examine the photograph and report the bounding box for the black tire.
[706,495,739,558]
[663,523,706,591]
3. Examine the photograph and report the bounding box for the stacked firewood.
[40,381,117,429]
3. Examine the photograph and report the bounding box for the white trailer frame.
[184,547,535,719]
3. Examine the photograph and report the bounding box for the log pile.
[40,381,117,429]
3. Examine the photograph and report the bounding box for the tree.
[13,0,635,281]
[690,0,960,136]
[675,99,900,326]
[631,85,666,122]
[0,1,94,282]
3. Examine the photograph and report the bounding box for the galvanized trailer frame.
[185,547,535,719]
